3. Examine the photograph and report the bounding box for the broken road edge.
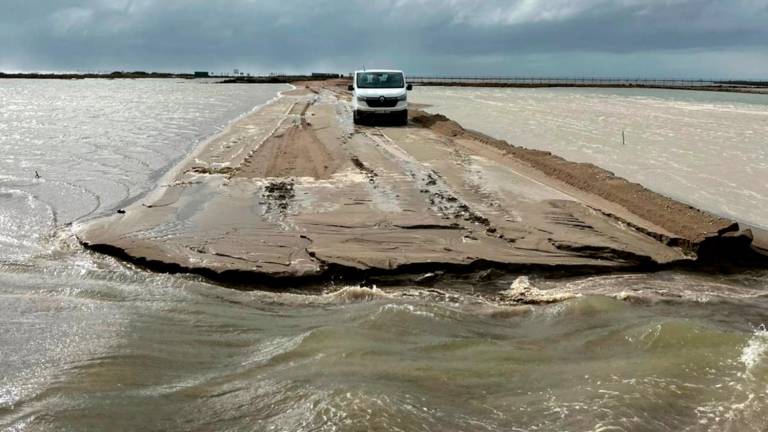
[75,87,767,290]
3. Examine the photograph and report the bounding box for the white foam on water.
[500,275,580,304]
[240,332,311,367]
[589,424,626,432]
[325,285,392,303]
[740,324,768,375]
[376,303,438,319]
[554,273,768,304]
[0,188,55,262]
[690,324,768,431]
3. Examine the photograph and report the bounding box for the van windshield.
[356,72,405,89]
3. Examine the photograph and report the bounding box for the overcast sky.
[2,0,768,78]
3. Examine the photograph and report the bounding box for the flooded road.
[1,80,767,431]
[0,79,287,262]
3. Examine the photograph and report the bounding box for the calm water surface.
[1,80,767,431]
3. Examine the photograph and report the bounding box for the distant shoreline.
[0,71,200,80]
[0,72,340,83]
[411,81,768,95]
[3,72,767,95]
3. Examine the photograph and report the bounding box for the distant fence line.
[405,76,727,86]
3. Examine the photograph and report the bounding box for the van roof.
[354,70,403,74]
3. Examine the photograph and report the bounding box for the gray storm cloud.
[1,0,767,77]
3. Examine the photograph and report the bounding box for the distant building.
[233,68,239,76]
[194,71,210,78]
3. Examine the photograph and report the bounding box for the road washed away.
[74,81,760,287]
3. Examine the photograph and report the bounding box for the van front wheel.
[353,110,361,125]
[396,110,408,126]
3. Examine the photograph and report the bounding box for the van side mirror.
[347,84,354,91]
[406,84,413,91]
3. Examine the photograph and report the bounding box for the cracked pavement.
[75,82,749,284]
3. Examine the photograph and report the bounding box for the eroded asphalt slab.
[76,84,742,283]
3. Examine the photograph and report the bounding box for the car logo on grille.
[379,96,386,102]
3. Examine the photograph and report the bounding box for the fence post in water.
[622,130,626,146]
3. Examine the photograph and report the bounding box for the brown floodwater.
[1,80,766,431]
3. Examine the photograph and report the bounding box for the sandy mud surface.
[75,81,759,286]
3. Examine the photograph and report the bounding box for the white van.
[347,70,412,125]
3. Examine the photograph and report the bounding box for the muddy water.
[1,80,767,431]
[411,87,768,230]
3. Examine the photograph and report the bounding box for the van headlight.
[397,93,407,101]
[357,95,367,101]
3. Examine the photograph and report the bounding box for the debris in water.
[188,165,236,176]
[414,271,444,286]
[351,156,377,183]
[500,276,578,304]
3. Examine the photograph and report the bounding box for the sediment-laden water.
[411,87,768,230]
[1,80,767,431]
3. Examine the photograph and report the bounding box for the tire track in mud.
[348,122,654,268]
[358,127,507,240]
[360,125,650,262]
[262,180,295,216]
[236,98,340,180]
[350,156,377,184]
